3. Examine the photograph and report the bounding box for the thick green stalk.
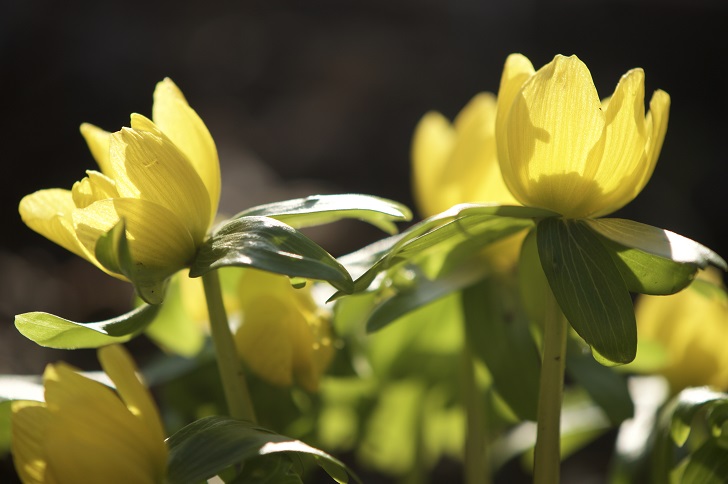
[202,270,257,423]
[463,345,490,484]
[533,287,567,484]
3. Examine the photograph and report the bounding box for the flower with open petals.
[234,269,334,392]
[19,79,220,303]
[635,270,728,392]
[496,54,670,218]
[11,345,167,484]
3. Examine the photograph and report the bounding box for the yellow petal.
[505,55,606,216]
[109,123,212,243]
[99,345,167,468]
[19,189,102,270]
[638,89,670,190]
[73,198,197,279]
[589,68,648,217]
[11,401,51,484]
[152,78,221,225]
[292,311,334,392]
[495,53,535,202]
[411,111,455,217]
[71,170,119,209]
[80,123,114,176]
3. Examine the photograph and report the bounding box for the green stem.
[533,286,567,484]
[202,270,257,423]
[463,345,490,484]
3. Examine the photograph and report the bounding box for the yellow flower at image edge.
[234,269,335,392]
[496,53,670,218]
[19,79,220,303]
[11,345,167,484]
[636,270,728,392]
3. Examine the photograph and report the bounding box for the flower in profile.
[496,53,670,218]
[19,79,220,303]
[635,270,728,392]
[11,345,167,483]
[234,269,335,392]
[411,93,523,271]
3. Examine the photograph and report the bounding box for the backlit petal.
[495,53,535,203]
[109,122,211,243]
[411,111,455,217]
[152,78,221,224]
[11,401,51,484]
[638,90,670,191]
[506,55,605,215]
[71,170,119,209]
[80,123,114,177]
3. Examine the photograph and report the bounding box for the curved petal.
[638,89,671,191]
[73,198,197,280]
[495,53,535,203]
[71,170,119,209]
[80,123,114,177]
[19,189,104,269]
[411,110,455,216]
[152,78,221,224]
[109,122,211,244]
[506,55,606,215]
[11,401,51,484]
[99,345,167,466]
[589,69,648,217]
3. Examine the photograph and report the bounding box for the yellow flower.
[495,53,670,218]
[19,79,220,303]
[411,93,523,271]
[11,345,167,484]
[234,269,335,392]
[635,270,728,392]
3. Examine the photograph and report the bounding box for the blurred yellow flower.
[411,93,523,271]
[19,79,220,303]
[635,270,728,392]
[496,53,670,218]
[234,269,335,392]
[11,345,167,484]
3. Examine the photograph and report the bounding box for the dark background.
[1,0,726,482]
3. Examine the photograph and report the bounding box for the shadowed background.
[1,0,726,482]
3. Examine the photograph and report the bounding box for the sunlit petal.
[411,111,455,216]
[80,123,114,177]
[10,401,50,484]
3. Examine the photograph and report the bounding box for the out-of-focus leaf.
[462,276,540,421]
[166,415,358,484]
[566,338,633,425]
[190,216,352,294]
[234,194,412,235]
[14,304,160,349]
[681,439,728,484]
[585,218,727,271]
[537,218,636,365]
[669,387,728,447]
[228,454,304,483]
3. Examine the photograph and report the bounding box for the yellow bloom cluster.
[12,345,167,484]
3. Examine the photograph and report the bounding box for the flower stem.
[533,286,567,484]
[202,270,257,423]
[463,345,490,484]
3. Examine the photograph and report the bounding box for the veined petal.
[71,170,119,209]
[19,189,105,271]
[506,55,606,216]
[589,69,648,217]
[109,122,211,244]
[11,401,51,484]
[80,123,114,177]
[152,78,221,224]
[495,53,535,203]
[73,198,197,279]
[411,111,456,216]
[450,92,517,206]
[638,89,670,191]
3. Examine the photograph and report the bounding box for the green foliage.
[14,303,160,349]
[166,415,358,484]
[190,216,353,293]
[234,194,413,235]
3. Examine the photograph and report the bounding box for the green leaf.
[95,219,170,304]
[228,454,304,483]
[14,304,160,349]
[235,194,413,235]
[166,415,359,484]
[669,387,728,447]
[565,338,633,424]
[585,218,727,271]
[681,439,728,484]
[537,218,636,365]
[462,276,541,421]
[191,216,353,294]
